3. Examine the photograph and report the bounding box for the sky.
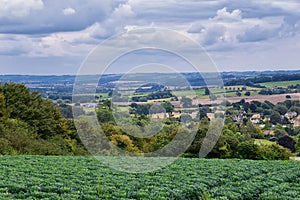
[0,0,300,75]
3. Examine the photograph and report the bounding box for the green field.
[0,156,300,199]
[260,80,300,88]
[255,139,276,146]
[224,86,261,91]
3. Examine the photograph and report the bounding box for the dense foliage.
[94,100,296,160]
[0,83,87,155]
[0,156,299,199]
[0,83,299,160]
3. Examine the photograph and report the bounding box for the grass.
[83,107,96,113]
[254,139,276,146]
[173,90,204,98]
[148,98,172,102]
[260,80,300,88]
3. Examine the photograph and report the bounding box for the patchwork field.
[196,93,300,105]
[0,156,300,199]
[260,80,300,88]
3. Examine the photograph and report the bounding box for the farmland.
[260,80,300,88]
[0,156,300,199]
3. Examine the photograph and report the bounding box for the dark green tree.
[270,111,282,125]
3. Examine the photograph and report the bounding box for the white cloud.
[213,7,242,21]
[87,3,136,39]
[62,7,76,16]
[187,6,288,51]
[0,0,44,18]
[112,4,135,19]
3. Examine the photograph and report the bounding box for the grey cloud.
[237,25,280,43]
[187,23,204,34]
[0,0,121,34]
[201,25,226,46]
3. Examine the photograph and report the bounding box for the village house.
[292,115,300,127]
[250,113,261,124]
[171,112,181,118]
[150,113,169,120]
[231,110,246,124]
[284,111,297,121]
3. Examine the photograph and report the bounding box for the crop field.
[0,156,300,199]
[260,80,300,88]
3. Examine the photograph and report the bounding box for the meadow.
[0,156,299,199]
[260,80,300,88]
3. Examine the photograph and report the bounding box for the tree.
[270,111,281,125]
[274,128,288,137]
[274,104,288,115]
[180,114,192,124]
[110,134,141,153]
[0,83,69,139]
[236,91,242,97]
[0,83,85,155]
[162,101,174,113]
[290,106,300,115]
[240,120,263,139]
[296,134,300,155]
[58,104,85,118]
[96,104,115,124]
[245,91,251,96]
[204,87,210,95]
[277,135,296,153]
[249,103,257,112]
[237,140,259,160]
[258,144,291,160]
[0,93,10,121]
[181,96,193,108]
[196,109,208,121]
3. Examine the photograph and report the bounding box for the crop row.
[0,156,299,199]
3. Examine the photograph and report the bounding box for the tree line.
[1,83,299,159]
[0,83,87,155]
[225,73,300,86]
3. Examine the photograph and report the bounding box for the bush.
[258,144,291,160]
[237,141,259,160]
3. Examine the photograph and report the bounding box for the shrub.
[258,143,291,160]
[237,140,259,160]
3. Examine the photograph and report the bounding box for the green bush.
[258,144,291,160]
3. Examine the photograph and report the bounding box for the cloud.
[0,0,44,18]
[258,0,300,14]
[237,24,280,43]
[200,24,227,46]
[62,7,76,16]
[0,0,115,34]
[213,7,242,21]
[87,3,136,39]
[187,6,291,51]
[0,35,33,56]
[0,0,300,74]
